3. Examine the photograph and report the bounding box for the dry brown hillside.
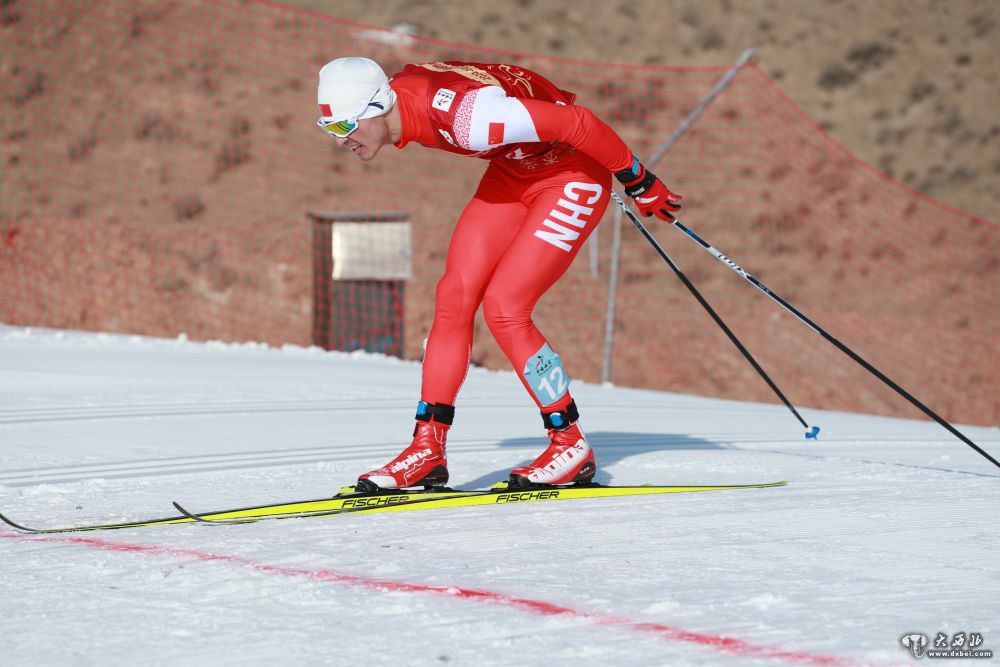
[290,0,1000,222]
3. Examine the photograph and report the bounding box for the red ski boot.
[356,402,454,493]
[509,401,596,488]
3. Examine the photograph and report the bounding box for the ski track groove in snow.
[4,434,993,486]
[0,440,529,486]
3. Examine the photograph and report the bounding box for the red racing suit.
[390,62,638,413]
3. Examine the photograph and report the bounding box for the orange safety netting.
[2,0,997,426]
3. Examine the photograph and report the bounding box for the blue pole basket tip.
[805,426,821,439]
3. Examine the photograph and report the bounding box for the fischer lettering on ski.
[340,495,413,509]
[494,490,561,503]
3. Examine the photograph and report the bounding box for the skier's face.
[333,117,390,161]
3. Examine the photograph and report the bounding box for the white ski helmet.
[317,57,396,123]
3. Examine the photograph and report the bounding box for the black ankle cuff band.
[541,400,579,430]
[415,401,455,425]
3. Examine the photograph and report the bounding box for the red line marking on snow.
[1,530,856,666]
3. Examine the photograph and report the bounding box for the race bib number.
[522,343,569,406]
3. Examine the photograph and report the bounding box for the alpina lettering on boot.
[528,440,587,483]
[541,440,586,472]
[389,448,433,474]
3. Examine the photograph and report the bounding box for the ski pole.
[610,192,820,439]
[667,216,998,468]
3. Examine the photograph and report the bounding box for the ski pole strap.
[415,401,455,425]
[614,156,657,198]
[541,400,579,430]
[614,155,643,183]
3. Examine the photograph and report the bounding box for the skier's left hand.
[615,159,682,222]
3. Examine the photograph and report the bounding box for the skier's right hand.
[615,158,682,222]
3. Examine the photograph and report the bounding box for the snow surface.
[1,324,997,667]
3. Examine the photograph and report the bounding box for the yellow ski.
[0,487,478,534]
[173,481,788,526]
[1,481,788,534]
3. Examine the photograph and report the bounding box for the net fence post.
[600,47,757,385]
[648,47,757,169]
[600,205,624,384]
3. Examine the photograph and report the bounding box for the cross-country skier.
[316,57,681,492]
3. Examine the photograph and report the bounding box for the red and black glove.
[615,157,682,221]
